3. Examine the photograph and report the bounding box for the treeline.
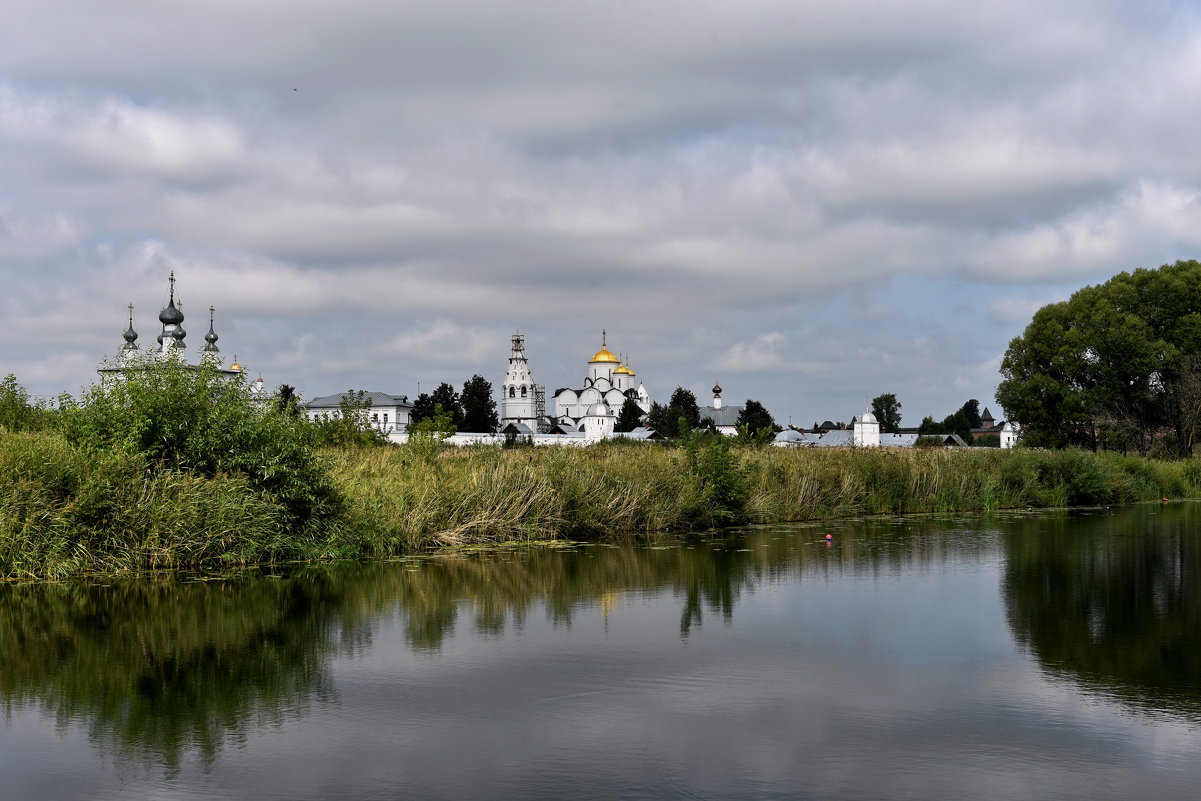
[2,365,1198,579]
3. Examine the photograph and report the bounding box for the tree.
[736,399,777,437]
[430,383,463,428]
[614,397,644,433]
[0,374,49,432]
[940,409,972,442]
[459,374,498,432]
[870,393,902,432]
[961,399,981,429]
[997,259,1201,454]
[275,384,302,417]
[312,390,388,447]
[646,401,672,436]
[645,388,701,438]
[668,387,701,432]
[409,392,435,425]
[918,415,940,435]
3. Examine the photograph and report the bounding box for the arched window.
[521,386,527,398]
[509,386,516,398]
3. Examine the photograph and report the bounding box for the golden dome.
[589,345,620,364]
[614,364,634,375]
[589,331,621,364]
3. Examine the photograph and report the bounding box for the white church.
[97,272,265,396]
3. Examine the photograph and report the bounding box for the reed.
[4,427,1200,579]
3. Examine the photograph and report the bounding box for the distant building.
[700,382,743,436]
[552,332,650,429]
[500,333,546,431]
[304,391,412,434]
[775,405,968,448]
[97,272,263,395]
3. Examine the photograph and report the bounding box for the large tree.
[429,382,463,429]
[646,388,701,437]
[870,393,902,433]
[409,392,435,425]
[997,259,1201,454]
[460,374,498,432]
[614,397,644,433]
[736,399,777,437]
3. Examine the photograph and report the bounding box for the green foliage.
[459,374,499,433]
[405,403,457,466]
[998,259,1201,455]
[275,384,302,417]
[648,387,701,437]
[974,433,1001,447]
[0,374,52,433]
[614,397,644,433]
[736,399,777,438]
[410,392,436,424]
[64,356,339,528]
[870,393,902,432]
[430,383,463,428]
[312,390,389,448]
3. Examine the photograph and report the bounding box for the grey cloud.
[2,1,1200,421]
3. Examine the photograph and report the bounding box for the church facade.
[97,273,263,395]
[551,333,650,430]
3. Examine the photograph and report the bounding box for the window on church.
[509,387,515,398]
[521,386,527,398]
[383,413,389,425]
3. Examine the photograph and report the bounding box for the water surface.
[2,503,1199,799]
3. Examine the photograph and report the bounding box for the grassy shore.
[3,427,1199,579]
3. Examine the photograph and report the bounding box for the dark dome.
[159,299,183,326]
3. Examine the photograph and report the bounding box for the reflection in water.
[0,518,994,770]
[1002,504,1201,719]
[0,574,358,772]
[0,505,1198,793]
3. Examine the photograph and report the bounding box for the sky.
[3,0,1201,427]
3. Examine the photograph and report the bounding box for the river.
[1,503,1198,799]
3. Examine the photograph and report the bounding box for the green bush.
[63,356,340,528]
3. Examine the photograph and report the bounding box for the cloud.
[2,1,1201,422]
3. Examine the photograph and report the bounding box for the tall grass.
[4,428,1200,578]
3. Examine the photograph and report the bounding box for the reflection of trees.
[1002,505,1201,719]
[0,514,1011,771]
[0,573,360,772]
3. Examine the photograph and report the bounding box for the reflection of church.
[550,332,650,431]
[97,273,263,395]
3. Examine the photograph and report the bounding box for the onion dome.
[159,271,184,326]
[712,382,722,396]
[586,401,612,417]
[614,364,634,375]
[202,306,220,353]
[229,355,243,372]
[859,411,878,424]
[121,304,139,351]
[589,330,620,363]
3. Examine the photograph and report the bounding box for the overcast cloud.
[3,0,1201,425]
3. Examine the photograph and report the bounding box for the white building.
[500,333,545,430]
[700,382,744,436]
[774,405,968,448]
[553,332,650,428]
[305,391,412,434]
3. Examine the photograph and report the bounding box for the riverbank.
[3,427,1198,579]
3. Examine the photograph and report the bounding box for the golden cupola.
[589,331,621,364]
